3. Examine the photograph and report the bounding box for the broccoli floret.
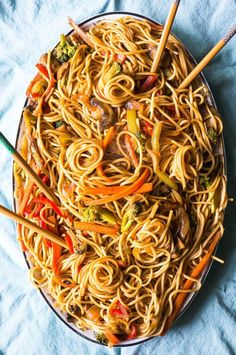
[200,176,211,189]
[95,332,108,345]
[54,120,64,129]
[82,206,99,222]
[207,128,217,145]
[103,62,122,83]
[121,204,140,233]
[82,206,116,225]
[136,131,146,152]
[54,34,77,63]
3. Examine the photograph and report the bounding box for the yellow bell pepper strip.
[127,324,137,340]
[151,121,163,162]
[151,121,178,190]
[127,109,139,135]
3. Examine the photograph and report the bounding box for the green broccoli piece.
[54,120,64,129]
[200,176,211,189]
[95,332,108,345]
[136,131,146,152]
[82,206,117,225]
[207,128,217,145]
[103,62,122,83]
[54,34,77,63]
[121,204,140,233]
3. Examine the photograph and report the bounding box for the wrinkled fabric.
[0,0,236,354]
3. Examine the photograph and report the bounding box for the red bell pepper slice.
[143,121,154,136]
[65,235,74,254]
[110,301,129,318]
[36,63,49,78]
[140,75,157,92]
[31,197,64,218]
[127,324,137,340]
[52,241,62,277]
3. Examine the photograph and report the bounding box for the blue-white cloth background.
[0,0,235,354]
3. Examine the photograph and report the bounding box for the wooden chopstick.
[151,0,181,73]
[0,204,67,249]
[0,131,60,205]
[178,24,236,89]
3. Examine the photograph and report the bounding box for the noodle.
[14,16,227,345]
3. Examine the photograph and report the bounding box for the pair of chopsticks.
[0,132,67,249]
[151,0,236,89]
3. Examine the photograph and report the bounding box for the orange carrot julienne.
[161,231,221,335]
[74,221,119,235]
[125,134,139,168]
[82,182,153,196]
[19,181,35,214]
[104,331,120,345]
[87,168,149,206]
[103,126,116,149]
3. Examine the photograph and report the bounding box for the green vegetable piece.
[121,204,140,233]
[103,62,122,83]
[54,120,64,129]
[136,131,146,152]
[207,127,217,145]
[54,34,77,63]
[82,206,116,225]
[200,176,211,189]
[95,332,108,345]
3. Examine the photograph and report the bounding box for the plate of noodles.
[13,12,228,347]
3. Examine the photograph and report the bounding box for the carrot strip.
[87,169,149,206]
[74,221,118,235]
[65,235,74,254]
[104,331,120,346]
[125,134,139,168]
[82,182,153,195]
[103,126,116,149]
[161,231,221,335]
[68,17,95,48]
[19,181,35,215]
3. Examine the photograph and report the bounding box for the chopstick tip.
[223,24,236,43]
